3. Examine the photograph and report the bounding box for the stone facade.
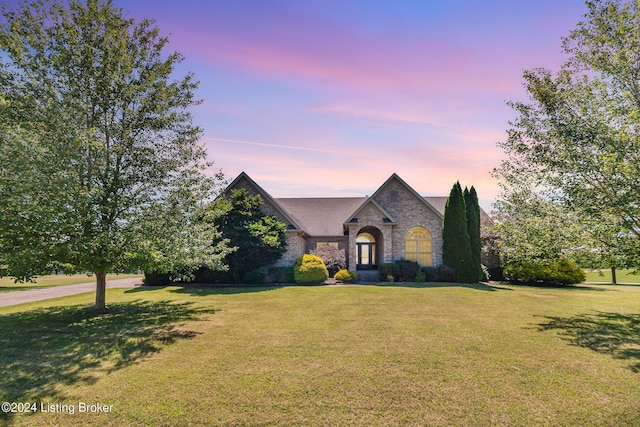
[224,172,448,274]
[371,178,444,267]
[277,233,306,267]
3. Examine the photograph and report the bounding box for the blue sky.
[12,0,592,210]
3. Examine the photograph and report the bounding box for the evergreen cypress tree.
[442,182,476,283]
[464,186,483,281]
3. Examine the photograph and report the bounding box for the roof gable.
[344,197,397,224]
[223,172,303,231]
[369,173,443,219]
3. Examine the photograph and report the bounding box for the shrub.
[379,260,423,282]
[422,267,440,282]
[439,265,456,282]
[397,260,420,282]
[143,271,172,286]
[379,263,400,282]
[503,259,585,286]
[554,258,587,284]
[311,245,346,277]
[487,266,504,282]
[267,266,295,283]
[293,254,329,284]
[414,271,426,283]
[191,266,232,284]
[334,269,356,283]
[243,269,265,285]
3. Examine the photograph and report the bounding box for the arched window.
[405,227,432,266]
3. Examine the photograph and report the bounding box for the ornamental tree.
[464,186,483,281]
[442,182,476,283]
[0,0,231,312]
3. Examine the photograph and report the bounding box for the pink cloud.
[203,132,502,205]
[168,10,530,100]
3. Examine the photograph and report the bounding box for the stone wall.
[372,179,443,266]
[273,232,306,267]
[346,202,394,268]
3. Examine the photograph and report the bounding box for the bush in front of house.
[397,260,420,282]
[334,269,356,283]
[190,266,232,284]
[267,266,295,283]
[379,263,399,282]
[293,254,329,284]
[439,265,456,282]
[243,269,266,285]
[378,260,421,282]
[503,258,585,286]
[487,266,505,281]
[311,245,346,277]
[422,266,440,282]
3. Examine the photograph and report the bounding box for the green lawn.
[0,274,142,293]
[584,268,640,284]
[1,283,640,426]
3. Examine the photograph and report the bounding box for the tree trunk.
[611,267,617,285]
[93,271,109,314]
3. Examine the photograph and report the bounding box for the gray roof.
[274,197,366,236]
[226,172,490,237]
[275,196,450,236]
[423,197,447,216]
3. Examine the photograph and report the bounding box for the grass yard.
[0,274,142,293]
[584,268,640,284]
[1,282,640,426]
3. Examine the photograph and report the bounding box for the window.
[316,242,339,249]
[405,227,432,266]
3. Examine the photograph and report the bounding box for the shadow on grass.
[507,282,610,291]
[585,283,640,288]
[0,300,215,423]
[126,284,284,296]
[538,311,640,372]
[371,282,512,292]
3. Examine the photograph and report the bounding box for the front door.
[356,232,376,270]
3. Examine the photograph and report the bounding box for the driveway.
[0,277,143,308]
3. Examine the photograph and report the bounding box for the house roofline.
[345,196,398,224]
[223,172,305,232]
[371,173,444,220]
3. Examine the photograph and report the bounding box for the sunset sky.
[118,0,587,210]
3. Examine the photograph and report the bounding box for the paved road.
[0,277,143,307]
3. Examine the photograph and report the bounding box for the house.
[223,172,464,281]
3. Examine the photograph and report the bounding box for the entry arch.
[356,226,382,270]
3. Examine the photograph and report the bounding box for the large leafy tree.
[212,189,287,284]
[442,182,476,283]
[0,0,231,312]
[492,186,585,262]
[494,0,640,269]
[493,183,636,283]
